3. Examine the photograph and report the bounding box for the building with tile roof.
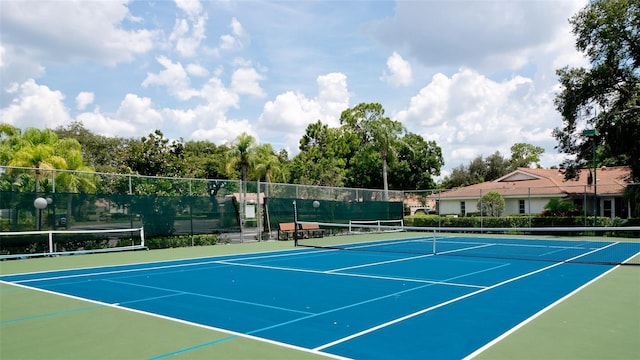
[430,166,634,218]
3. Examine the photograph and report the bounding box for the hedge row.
[404,215,633,228]
[140,234,227,249]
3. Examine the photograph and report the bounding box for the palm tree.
[55,138,97,228]
[253,143,287,183]
[340,103,407,200]
[225,133,257,227]
[8,128,66,192]
[364,117,406,200]
[252,143,288,236]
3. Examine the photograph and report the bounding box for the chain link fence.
[0,166,404,246]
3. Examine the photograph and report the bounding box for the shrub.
[477,191,505,217]
[541,198,580,217]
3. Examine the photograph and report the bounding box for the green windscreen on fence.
[263,197,404,228]
[0,191,240,241]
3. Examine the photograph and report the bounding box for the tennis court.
[1,230,639,359]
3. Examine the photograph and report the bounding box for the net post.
[140,227,145,247]
[48,231,54,254]
[432,228,436,255]
[292,201,299,246]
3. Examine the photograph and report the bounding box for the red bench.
[300,222,324,238]
[278,222,298,240]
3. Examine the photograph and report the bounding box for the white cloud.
[75,111,138,138]
[170,13,208,57]
[186,63,209,77]
[0,1,154,67]
[174,0,203,18]
[191,118,255,144]
[396,68,561,169]
[219,17,249,52]
[371,0,586,72]
[115,94,163,126]
[0,79,71,128]
[381,52,412,87]
[76,92,95,110]
[231,67,266,97]
[258,72,350,153]
[316,73,349,127]
[142,56,199,100]
[199,76,240,112]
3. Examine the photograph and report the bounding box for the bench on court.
[300,222,324,238]
[278,222,298,240]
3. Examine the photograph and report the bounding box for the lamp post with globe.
[313,200,320,221]
[34,197,48,231]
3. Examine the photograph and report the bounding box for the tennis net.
[294,222,640,266]
[0,227,146,260]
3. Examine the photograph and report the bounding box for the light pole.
[582,129,599,226]
[313,200,320,221]
[34,197,48,231]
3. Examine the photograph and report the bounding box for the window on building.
[460,201,466,215]
[519,200,526,214]
[603,199,612,218]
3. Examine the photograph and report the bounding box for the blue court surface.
[1,234,638,359]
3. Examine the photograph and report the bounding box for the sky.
[0,0,590,178]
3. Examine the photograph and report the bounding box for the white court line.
[313,241,620,352]
[217,260,485,289]
[0,279,347,360]
[326,252,435,273]
[103,278,315,315]
[463,248,639,359]
[343,238,432,251]
[438,238,592,250]
[9,249,326,284]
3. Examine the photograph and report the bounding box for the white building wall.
[438,197,555,216]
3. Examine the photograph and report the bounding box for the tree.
[392,133,443,190]
[8,128,68,192]
[291,121,351,187]
[485,151,510,181]
[478,191,505,217]
[340,103,406,199]
[0,124,23,166]
[253,143,287,183]
[54,122,126,172]
[554,0,640,182]
[183,140,228,179]
[442,143,545,188]
[509,143,544,170]
[225,132,257,184]
[120,130,185,177]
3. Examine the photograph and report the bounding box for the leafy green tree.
[225,132,257,184]
[252,143,287,183]
[121,130,185,177]
[392,133,443,190]
[485,151,510,181]
[442,164,471,189]
[8,128,69,192]
[0,124,24,166]
[478,191,505,217]
[291,121,351,187]
[509,143,544,170]
[53,122,126,172]
[183,140,228,179]
[340,103,406,199]
[554,0,640,182]
[117,130,187,236]
[442,143,545,188]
